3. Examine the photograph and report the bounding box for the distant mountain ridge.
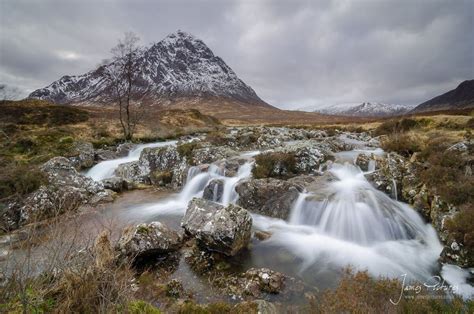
[315,102,415,117]
[29,30,270,108]
[411,80,474,113]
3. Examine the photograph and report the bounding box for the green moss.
[150,170,173,186]
[177,142,200,165]
[127,300,161,314]
[252,152,297,179]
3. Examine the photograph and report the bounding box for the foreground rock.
[1,157,112,231]
[68,141,95,169]
[116,221,182,260]
[236,178,300,220]
[181,198,252,256]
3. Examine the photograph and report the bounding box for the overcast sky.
[1,0,473,109]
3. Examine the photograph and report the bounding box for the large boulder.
[140,145,188,187]
[2,157,112,230]
[69,141,95,170]
[235,178,300,220]
[116,221,182,260]
[181,198,252,256]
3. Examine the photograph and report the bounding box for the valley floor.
[0,100,473,312]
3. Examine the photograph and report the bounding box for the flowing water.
[3,140,472,300]
[85,141,177,181]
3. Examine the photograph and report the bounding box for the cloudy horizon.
[1,0,472,109]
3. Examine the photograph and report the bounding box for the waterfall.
[221,162,253,206]
[253,162,443,281]
[139,161,253,215]
[289,164,423,245]
[391,178,398,201]
[186,166,202,183]
[85,141,177,181]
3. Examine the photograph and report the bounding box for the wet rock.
[243,268,285,296]
[235,178,300,220]
[365,153,406,200]
[101,177,133,192]
[116,142,135,157]
[141,145,188,188]
[181,198,252,256]
[203,179,224,202]
[95,148,118,161]
[149,170,173,187]
[166,279,185,298]
[116,221,182,260]
[115,161,148,184]
[69,141,95,169]
[254,230,272,241]
[192,145,237,165]
[355,153,371,171]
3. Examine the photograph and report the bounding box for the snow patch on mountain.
[29,30,266,106]
[314,102,416,117]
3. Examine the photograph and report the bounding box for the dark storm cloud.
[1,0,472,108]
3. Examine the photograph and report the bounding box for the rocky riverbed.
[1,126,473,307]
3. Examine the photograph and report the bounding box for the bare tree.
[103,32,144,141]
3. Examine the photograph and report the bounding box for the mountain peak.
[29,31,268,106]
[411,79,474,113]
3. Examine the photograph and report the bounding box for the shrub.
[177,142,200,164]
[310,269,469,313]
[466,117,474,129]
[205,131,228,146]
[374,118,428,136]
[253,152,297,179]
[380,133,421,157]
[419,148,473,206]
[128,300,161,314]
[445,205,474,255]
[0,164,46,200]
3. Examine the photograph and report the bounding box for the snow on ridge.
[29,30,264,105]
[314,102,416,117]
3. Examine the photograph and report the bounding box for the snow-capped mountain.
[29,30,268,107]
[315,102,415,117]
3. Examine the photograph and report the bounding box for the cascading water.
[253,161,443,282]
[138,161,253,216]
[85,141,177,181]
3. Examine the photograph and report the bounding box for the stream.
[2,137,473,301]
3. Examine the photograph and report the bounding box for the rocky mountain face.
[29,30,270,107]
[315,102,414,117]
[411,80,474,113]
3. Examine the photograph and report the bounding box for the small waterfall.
[221,162,253,205]
[254,162,442,282]
[86,141,177,181]
[367,160,376,172]
[186,166,202,183]
[288,164,422,245]
[141,161,253,215]
[391,178,398,201]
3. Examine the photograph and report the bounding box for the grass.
[0,100,221,204]
[308,268,472,313]
[177,142,201,165]
[252,152,297,179]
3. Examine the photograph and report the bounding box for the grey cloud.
[0,0,472,107]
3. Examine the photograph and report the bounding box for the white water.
[85,141,177,181]
[254,162,443,282]
[136,161,253,216]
